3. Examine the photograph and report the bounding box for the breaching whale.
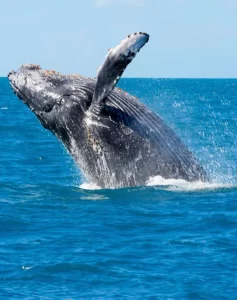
[8,32,208,188]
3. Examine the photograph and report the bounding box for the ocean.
[1,77,237,299]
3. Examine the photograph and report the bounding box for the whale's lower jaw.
[9,81,25,102]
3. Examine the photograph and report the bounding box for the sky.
[0,0,237,78]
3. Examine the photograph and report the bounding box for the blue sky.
[1,0,237,77]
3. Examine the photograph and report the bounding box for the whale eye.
[44,101,55,113]
[63,93,73,97]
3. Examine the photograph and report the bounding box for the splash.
[66,79,237,190]
[80,182,101,190]
[146,175,234,192]
[79,175,234,191]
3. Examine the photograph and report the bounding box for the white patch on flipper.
[90,32,149,115]
[110,32,149,59]
[97,65,102,75]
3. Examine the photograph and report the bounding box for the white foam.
[81,194,109,201]
[146,175,234,191]
[1,107,8,110]
[80,182,101,190]
[79,176,234,191]
[22,266,33,271]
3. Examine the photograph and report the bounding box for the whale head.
[8,65,92,142]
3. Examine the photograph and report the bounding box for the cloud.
[95,0,145,7]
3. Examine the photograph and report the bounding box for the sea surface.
[1,77,237,299]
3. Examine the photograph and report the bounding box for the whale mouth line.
[9,81,26,101]
[9,81,57,114]
[9,81,37,112]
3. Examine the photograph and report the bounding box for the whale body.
[8,33,208,188]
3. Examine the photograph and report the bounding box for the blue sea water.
[1,77,237,299]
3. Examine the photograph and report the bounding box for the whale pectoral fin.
[89,32,149,115]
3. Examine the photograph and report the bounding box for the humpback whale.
[8,32,208,188]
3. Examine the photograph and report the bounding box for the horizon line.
[1,76,237,79]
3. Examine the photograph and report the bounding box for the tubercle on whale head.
[8,64,84,90]
[8,64,88,130]
[8,65,58,112]
[21,63,41,70]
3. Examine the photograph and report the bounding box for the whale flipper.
[89,32,149,115]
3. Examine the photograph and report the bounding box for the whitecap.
[22,266,33,271]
